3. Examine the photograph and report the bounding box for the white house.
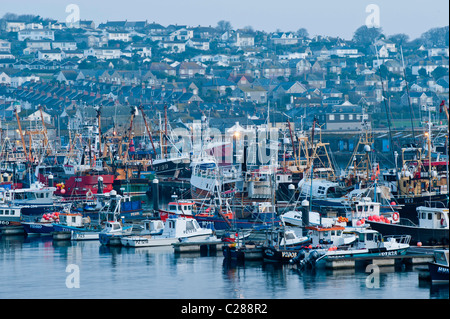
[235,32,254,47]
[159,41,186,53]
[428,47,449,57]
[169,28,194,41]
[186,38,210,51]
[52,41,78,51]
[11,74,40,88]
[18,29,55,41]
[0,71,12,85]
[106,30,131,42]
[0,40,11,52]
[61,50,85,60]
[24,109,52,124]
[5,21,26,32]
[374,39,397,53]
[330,46,360,58]
[37,49,62,61]
[270,32,299,45]
[25,23,44,30]
[84,47,122,60]
[412,60,447,75]
[25,40,52,53]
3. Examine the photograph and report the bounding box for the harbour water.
[1,234,448,300]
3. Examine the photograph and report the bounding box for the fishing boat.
[262,224,352,263]
[0,203,24,235]
[0,181,60,216]
[319,228,411,261]
[82,190,144,221]
[98,220,134,245]
[297,177,348,211]
[21,210,65,236]
[380,137,448,224]
[152,152,191,179]
[52,171,115,198]
[120,217,213,247]
[52,212,104,240]
[428,249,449,283]
[366,203,449,246]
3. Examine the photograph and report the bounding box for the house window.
[340,114,345,120]
[329,114,335,121]
[349,114,353,120]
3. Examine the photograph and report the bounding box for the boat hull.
[223,245,263,261]
[428,262,449,283]
[262,246,308,263]
[323,247,409,261]
[22,222,54,235]
[54,174,115,197]
[394,193,448,224]
[366,221,449,246]
[121,233,211,247]
[71,231,100,240]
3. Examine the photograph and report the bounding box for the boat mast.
[400,46,417,144]
[95,106,102,157]
[14,105,30,163]
[138,105,157,157]
[375,45,395,165]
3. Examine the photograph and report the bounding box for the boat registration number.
[281,251,297,258]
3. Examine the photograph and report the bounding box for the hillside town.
[0,14,448,153]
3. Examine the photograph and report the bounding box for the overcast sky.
[1,0,448,40]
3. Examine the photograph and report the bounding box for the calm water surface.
[0,235,448,300]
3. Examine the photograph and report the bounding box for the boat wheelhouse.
[428,249,449,283]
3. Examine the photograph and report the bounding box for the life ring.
[441,218,447,227]
[392,212,399,222]
[86,189,94,200]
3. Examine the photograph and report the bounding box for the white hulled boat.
[120,217,213,247]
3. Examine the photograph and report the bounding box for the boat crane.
[14,106,30,163]
[123,106,138,162]
[138,104,157,158]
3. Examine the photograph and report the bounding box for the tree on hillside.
[352,25,382,44]
[216,20,232,32]
[296,28,309,38]
[388,33,410,46]
[420,26,449,47]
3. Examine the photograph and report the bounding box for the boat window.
[428,213,433,220]
[337,230,342,236]
[285,233,295,240]
[366,233,374,241]
[186,221,195,231]
[0,210,3,215]
[169,205,177,211]
[435,252,447,264]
